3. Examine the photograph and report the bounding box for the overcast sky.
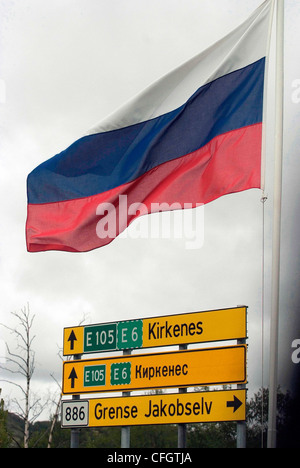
[0,0,300,420]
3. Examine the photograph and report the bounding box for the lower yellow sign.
[61,389,246,428]
[62,345,246,395]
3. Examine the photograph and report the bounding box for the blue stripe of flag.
[27,58,265,204]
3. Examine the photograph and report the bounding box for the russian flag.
[26,0,273,253]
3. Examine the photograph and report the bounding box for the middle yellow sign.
[62,344,247,395]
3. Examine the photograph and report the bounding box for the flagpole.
[267,0,284,449]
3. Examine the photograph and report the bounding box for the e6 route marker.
[63,306,247,356]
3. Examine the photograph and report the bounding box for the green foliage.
[0,398,12,448]
[246,386,300,448]
[187,422,236,448]
[131,424,177,448]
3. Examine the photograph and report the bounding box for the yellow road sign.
[61,389,246,428]
[143,307,246,348]
[63,306,247,355]
[62,345,246,395]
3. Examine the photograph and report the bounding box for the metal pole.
[121,349,131,448]
[71,354,81,448]
[237,338,246,448]
[178,344,187,448]
[267,0,284,449]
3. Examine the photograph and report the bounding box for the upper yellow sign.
[143,306,246,348]
[63,306,247,356]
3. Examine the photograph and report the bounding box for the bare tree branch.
[0,304,39,447]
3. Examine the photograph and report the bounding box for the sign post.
[121,349,131,449]
[178,344,188,449]
[70,353,81,449]
[236,337,247,448]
